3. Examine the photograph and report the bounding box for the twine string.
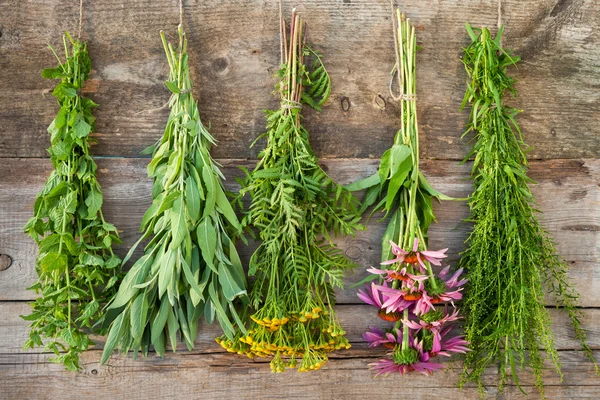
[281,99,302,110]
[179,0,184,28]
[78,0,84,39]
[388,0,416,102]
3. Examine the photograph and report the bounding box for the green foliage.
[100,27,247,364]
[217,12,363,373]
[346,12,453,259]
[22,32,122,371]
[458,24,598,397]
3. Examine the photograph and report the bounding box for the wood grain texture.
[1,300,600,399]
[2,351,599,400]
[1,158,598,305]
[0,0,598,160]
[1,0,599,397]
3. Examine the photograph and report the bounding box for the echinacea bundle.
[348,10,468,375]
[216,9,363,373]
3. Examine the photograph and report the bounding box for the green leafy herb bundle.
[101,27,247,364]
[22,33,122,371]
[347,11,452,266]
[216,10,362,373]
[458,24,597,396]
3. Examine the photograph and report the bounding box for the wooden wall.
[1,0,599,399]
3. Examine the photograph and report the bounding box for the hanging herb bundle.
[216,9,363,372]
[348,10,468,376]
[458,24,597,395]
[100,26,247,363]
[22,33,122,371]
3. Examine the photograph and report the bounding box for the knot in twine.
[281,99,302,110]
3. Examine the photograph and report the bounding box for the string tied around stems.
[281,99,302,110]
[78,0,84,39]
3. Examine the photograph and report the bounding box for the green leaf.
[73,119,92,138]
[85,189,103,217]
[40,252,67,273]
[208,281,234,338]
[130,291,148,340]
[165,80,180,94]
[151,299,170,353]
[158,249,176,298]
[385,155,412,210]
[185,176,201,223]
[218,262,246,301]
[181,258,203,305]
[42,67,65,80]
[344,172,380,192]
[202,165,216,218]
[197,218,217,272]
[167,306,179,351]
[378,148,391,182]
[215,187,241,231]
[101,312,125,364]
[169,198,187,248]
[109,254,153,310]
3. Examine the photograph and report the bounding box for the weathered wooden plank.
[1,158,598,304]
[1,349,599,400]
[0,0,598,159]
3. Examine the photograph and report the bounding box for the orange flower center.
[378,309,402,322]
[383,342,396,349]
[388,271,409,281]
[430,296,444,304]
[404,253,419,265]
[403,292,423,301]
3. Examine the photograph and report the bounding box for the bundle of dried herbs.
[100,27,247,363]
[22,33,122,371]
[458,24,597,396]
[348,10,467,376]
[216,9,363,372]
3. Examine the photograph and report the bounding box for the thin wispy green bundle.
[22,33,122,371]
[458,24,597,396]
[216,10,363,373]
[101,27,247,363]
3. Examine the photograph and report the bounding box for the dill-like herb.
[216,9,363,373]
[458,23,598,397]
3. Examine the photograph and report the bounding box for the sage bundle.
[458,24,597,395]
[22,33,122,371]
[100,27,247,363]
[348,10,468,375]
[216,10,363,372]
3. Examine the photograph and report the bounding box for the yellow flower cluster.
[216,306,351,372]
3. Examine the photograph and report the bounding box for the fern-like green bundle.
[458,24,597,396]
[216,10,362,372]
[100,27,247,363]
[22,33,122,371]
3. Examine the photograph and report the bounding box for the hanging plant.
[216,9,363,372]
[100,26,248,363]
[22,33,123,371]
[347,10,468,375]
[458,24,597,396]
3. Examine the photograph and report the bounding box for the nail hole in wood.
[0,254,13,271]
[340,96,351,112]
[91,369,98,375]
[551,128,556,136]
[374,94,386,109]
[212,57,229,74]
